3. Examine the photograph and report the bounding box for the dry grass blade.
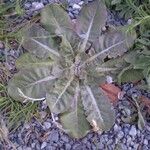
[0,116,16,149]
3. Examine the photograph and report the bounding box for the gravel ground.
[0,0,150,150]
[1,91,150,150]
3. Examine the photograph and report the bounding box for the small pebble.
[114,124,118,131]
[117,131,124,139]
[24,2,32,10]
[127,19,132,24]
[41,142,47,149]
[31,143,36,148]
[78,1,84,5]
[32,2,44,10]
[43,122,51,129]
[65,143,72,150]
[49,130,59,142]
[129,125,137,137]
[61,135,69,142]
[72,4,81,9]
[144,139,148,145]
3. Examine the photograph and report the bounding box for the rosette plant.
[8,0,136,138]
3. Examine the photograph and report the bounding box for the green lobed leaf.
[41,4,75,59]
[46,76,76,114]
[118,67,144,83]
[16,53,53,69]
[60,81,90,138]
[22,24,60,59]
[7,66,61,102]
[98,26,136,59]
[133,55,150,69]
[76,0,107,52]
[41,4,73,36]
[81,85,115,131]
[76,0,107,40]
[93,54,129,78]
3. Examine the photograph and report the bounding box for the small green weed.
[0,83,38,130]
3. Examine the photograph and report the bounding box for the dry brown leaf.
[100,83,121,104]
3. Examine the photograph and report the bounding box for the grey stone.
[61,135,69,142]
[26,148,32,150]
[45,144,55,150]
[117,131,124,139]
[72,144,84,150]
[65,144,72,150]
[120,144,128,150]
[128,147,132,150]
[86,142,91,149]
[32,2,44,10]
[142,145,149,150]
[68,0,81,3]
[122,138,126,144]
[41,142,47,149]
[31,143,36,148]
[72,9,79,15]
[49,130,59,142]
[82,138,88,144]
[45,145,54,150]
[35,142,41,150]
[42,0,49,5]
[43,122,51,129]
[97,142,104,149]
[72,4,81,9]
[107,139,113,145]
[78,1,84,5]
[24,2,32,9]
[126,135,132,144]
[145,135,150,140]
[68,12,75,18]
[91,144,96,150]
[133,144,139,149]
[17,146,23,150]
[146,125,150,132]
[129,125,137,137]
[144,139,148,145]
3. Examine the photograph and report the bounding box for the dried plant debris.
[0,116,16,149]
[7,1,136,138]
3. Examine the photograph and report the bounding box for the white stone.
[144,139,148,145]
[126,136,132,143]
[106,75,113,83]
[129,125,137,136]
[31,143,36,148]
[43,122,51,129]
[127,19,132,25]
[113,124,119,132]
[78,1,84,5]
[41,142,47,149]
[32,2,44,10]
[102,26,107,31]
[73,4,81,9]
